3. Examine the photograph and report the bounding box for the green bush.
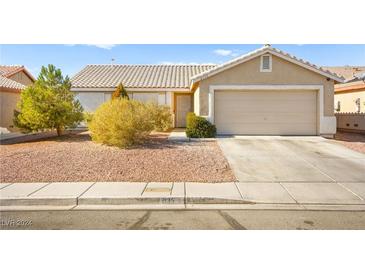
[89,98,154,148]
[186,112,196,129]
[83,112,94,125]
[146,102,172,131]
[186,112,216,138]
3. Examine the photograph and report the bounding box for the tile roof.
[0,65,24,77]
[0,75,26,90]
[0,65,36,81]
[191,45,345,83]
[322,66,365,82]
[71,64,217,89]
[334,80,365,92]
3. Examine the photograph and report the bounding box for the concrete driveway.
[218,136,365,206]
[218,136,365,182]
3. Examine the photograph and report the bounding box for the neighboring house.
[0,65,35,132]
[323,66,365,113]
[71,45,344,136]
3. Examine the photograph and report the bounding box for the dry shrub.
[89,99,154,148]
[146,102,173,132]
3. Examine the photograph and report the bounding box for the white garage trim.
[208,85,336,135]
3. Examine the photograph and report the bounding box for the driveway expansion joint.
[233,181,245,200]
[278,182,299,204]
[336,182,364,201]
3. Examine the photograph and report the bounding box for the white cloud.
[214,49,233,56]
[213,49,241,57]
[63,44,116,50]
[87,44,116,50]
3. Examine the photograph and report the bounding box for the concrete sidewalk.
[1,181,365,211]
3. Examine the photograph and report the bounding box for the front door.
[175,94,192,127]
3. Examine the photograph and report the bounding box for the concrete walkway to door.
[167,128,189,141]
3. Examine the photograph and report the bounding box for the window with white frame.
[260,54,272,72]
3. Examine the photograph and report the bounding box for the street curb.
[185,197,254,204]
[0,197,76,206]
[1,204,365,211]
[77,197,185,205]
[0,196,253,207]
[1,196,365,211]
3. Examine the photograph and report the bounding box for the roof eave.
[0,86,23,93]
[71,87,191,92]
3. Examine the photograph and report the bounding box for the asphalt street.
[1,210,365,229]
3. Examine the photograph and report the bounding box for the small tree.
[112,83,129,100]
[14,64,84,136]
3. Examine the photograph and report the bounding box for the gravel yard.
[333,131,365,154]
[0,132,236,183]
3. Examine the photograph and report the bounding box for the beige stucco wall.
[197,54,335,117]
[0,91,20,130]
[193,87,200,116]
[9,71,34,86]
[335,90,365,113]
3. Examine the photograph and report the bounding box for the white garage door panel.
[219,113,317,124]
[217,123,316,135]
[216,101,316,112]
[215,90,317,135]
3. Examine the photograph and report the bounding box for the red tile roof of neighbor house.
[323,66,365,93]
[0,65,24,77]
[0,65,35,92]
[0,65,36,81]
[0,75,26,90]
[323,66,365,82]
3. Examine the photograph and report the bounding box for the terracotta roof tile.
[0,65,36,81]
[0,75,26,90]
[0,65,24,77]
[322,66,365,81]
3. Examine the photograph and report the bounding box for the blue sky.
[1,44,364,78]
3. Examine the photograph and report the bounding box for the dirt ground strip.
[0,132,236,183]
[333,131,365,154]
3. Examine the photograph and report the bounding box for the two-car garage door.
[214,90,317,135]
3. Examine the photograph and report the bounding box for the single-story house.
[0,65,35,132]
[324,66,365,113]
[71,45,344,136]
